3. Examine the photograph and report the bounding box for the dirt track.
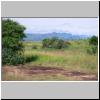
[2,66,98,81]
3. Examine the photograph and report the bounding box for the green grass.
[23,40,98,74]
[2,39,98,81]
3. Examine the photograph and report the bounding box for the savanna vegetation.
[2,19,98,81]
[42,37,70,49]
[2,19,26,65]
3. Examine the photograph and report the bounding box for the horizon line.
[25,32,96,36]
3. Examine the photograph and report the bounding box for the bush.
[42,38,50,48]
[32,45,38,49]
[50,39,62,49]
[89,36,98,46]
[2,48,25,65]
[42,37,70,49]
[87,36,98,55]
[2,19,26,65]
[24,55,38,63]
[87,46,98,55]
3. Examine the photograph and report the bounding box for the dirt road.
[2,66,98,81]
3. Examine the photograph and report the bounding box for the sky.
[9,18,98,36]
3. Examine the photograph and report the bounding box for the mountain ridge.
[23,32,91,41]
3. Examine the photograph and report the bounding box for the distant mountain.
[23,32,90,41]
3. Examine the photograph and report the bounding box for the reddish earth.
[2,65,98,81]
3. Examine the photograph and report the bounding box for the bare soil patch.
[2,65,98,81]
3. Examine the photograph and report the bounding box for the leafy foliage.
[87,36,98,55]
[42,37,70,49]
[87,46,98,55]
[89,36,98,46]
[2,19,26,65]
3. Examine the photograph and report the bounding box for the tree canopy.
[2,19,26,65]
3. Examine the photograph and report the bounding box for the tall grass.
[23,40,98,74]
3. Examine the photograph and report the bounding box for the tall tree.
[2,19,26,65]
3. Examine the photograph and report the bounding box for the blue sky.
[10,18,98,36]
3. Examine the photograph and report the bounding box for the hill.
[23,32,90,41]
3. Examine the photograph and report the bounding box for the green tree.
[42,38,50,48]
[89,36,98,46]
[42,37,70,49]
[2,19,26,65]
[87,36,98,55]
[53,39,64,49]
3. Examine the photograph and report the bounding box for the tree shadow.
[25,55,38,63]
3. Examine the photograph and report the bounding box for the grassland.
[23,40,98,73]
[2,39,98,81]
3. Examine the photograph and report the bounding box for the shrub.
[42,38,51,48]
[87,36,98,55]
[42,37,70,49]
[32,45,38,49]
[87,46,98,55]
[89,36,98,46]
[2,19,26,65]
[53,39,64,49]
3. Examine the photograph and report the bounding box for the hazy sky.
[10,18,98,36]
